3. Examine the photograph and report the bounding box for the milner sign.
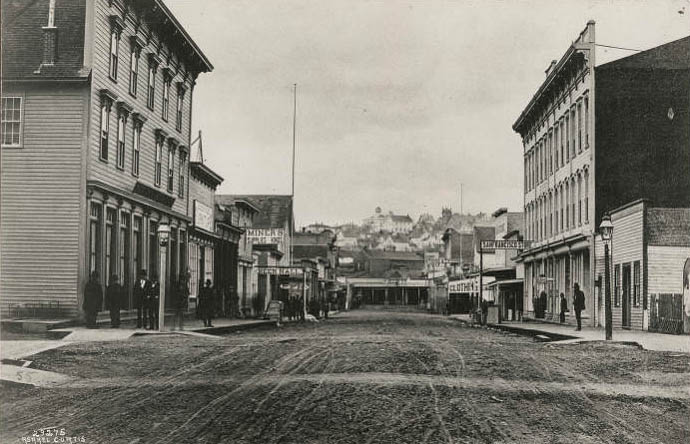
[480,239,529,251]
[246,228,284,245]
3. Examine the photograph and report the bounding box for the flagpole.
[291,84,297,267]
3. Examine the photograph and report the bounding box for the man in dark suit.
[133,269,150,329]
[573,283,586,331]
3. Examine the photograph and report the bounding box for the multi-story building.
[363,208,414,234]
[513,22,690,326]
[1,0,212,318]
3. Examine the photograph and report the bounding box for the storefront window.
[189,242,199,297]
[119,211,131,307]
[149,220,158,280]
[133,216,142,282]
[89,202,102,275]
[170,228,178,282]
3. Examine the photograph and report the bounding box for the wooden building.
[606,200,690,334]
[513,22,690,327]
[1,0,212,318]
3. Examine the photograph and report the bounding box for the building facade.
[1,0,212,318]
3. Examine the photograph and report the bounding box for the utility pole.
[290,84,297,267]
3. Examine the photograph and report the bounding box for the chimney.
[545,59,558,77]
[42,0,58,66]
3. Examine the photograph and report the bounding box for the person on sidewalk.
[559,292,567,324]
[173,272,190,330]
[106,274,122,328]
[573,283,585,331]
[199,279,215,327]
[147,276,160,330]
[133,270,150,329]
[83,271,103,328]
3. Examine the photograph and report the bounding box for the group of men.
[82,269,192,330]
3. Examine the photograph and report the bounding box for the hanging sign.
[480,239,528,251]
[246,228,284,245]
[257,266,305,276]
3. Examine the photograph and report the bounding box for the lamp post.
[158,223,171,332]
[599,213,613,341]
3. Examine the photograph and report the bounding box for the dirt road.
[2,310,689,443]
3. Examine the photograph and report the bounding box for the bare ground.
[2,310,689,443]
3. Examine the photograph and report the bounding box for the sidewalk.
[450,315,690,353]
[0,317,275,362]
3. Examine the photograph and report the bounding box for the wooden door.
[622,264,631,328]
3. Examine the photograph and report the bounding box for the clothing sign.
[480,239,528,250]
[448,279,474,293]
[193,200,213,232]
[246,228,284,245]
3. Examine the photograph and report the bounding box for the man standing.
[83,271,103,328]
[559,292,567,324]
[199,279,215,327]
[133,270,150,329]
[106,275,122,328]
[573,283,585,331]
[147,276,160,330]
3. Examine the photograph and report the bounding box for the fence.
[649,293,683,335]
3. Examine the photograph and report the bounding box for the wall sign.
[193,200,214,232]
[246,228,284,245]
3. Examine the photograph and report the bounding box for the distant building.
[513,22,690,326]
[363,208,414,234]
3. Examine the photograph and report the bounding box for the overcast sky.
[167,0,690,227]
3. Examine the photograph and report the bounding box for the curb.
[190,320,275,335]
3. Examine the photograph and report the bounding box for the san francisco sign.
[480,239,529,251]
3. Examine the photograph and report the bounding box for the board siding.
[1,84,86,316]
[87,0,195,218]
[611,202,644,329]
[647,246,690,295]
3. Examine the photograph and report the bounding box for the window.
[89,202,102,275]
[155,137,163,187]
[548,132,553,175]
[116,112,126,169]
[633,261,640,307]
[149,220,158,279]
[133,216,142,290]
[167,144,175,193]
[129,44,140,96]
[565,115,570,161]
[99,99,112,161]
[584,170,589,223]
[584,97,589,148]
[577,175,582,226]
[178,151,186,197]
[132,121,141,176]
[553,188,559,233]
[1,97,22,147]
[571,178,576,227]
[147,62,157,110]
[559,120,565,166]
[105,207,116,295]
[554,126,559,168]
[560,185,564,231]
[565,182,569,230]
[109,28,120,80]
[571,109,576,158]
[119,211,130,296]
[176,84,185,132]
[577,102,582,153]
[162,76,171,121]
[614,264,620,307]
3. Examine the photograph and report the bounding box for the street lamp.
[599,213,613,341]
[158,223,171,332]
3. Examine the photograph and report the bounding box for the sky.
[166,0,690,227]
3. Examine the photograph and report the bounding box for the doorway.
[622,263,632,328]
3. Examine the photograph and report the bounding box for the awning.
[486,278,524,289]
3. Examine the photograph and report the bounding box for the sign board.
[264,300,283,320]
[246,228,284,245]
[257,266,305,276]
[448,279,475,293]
[480,239,529,251]
[193,200,214,232]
